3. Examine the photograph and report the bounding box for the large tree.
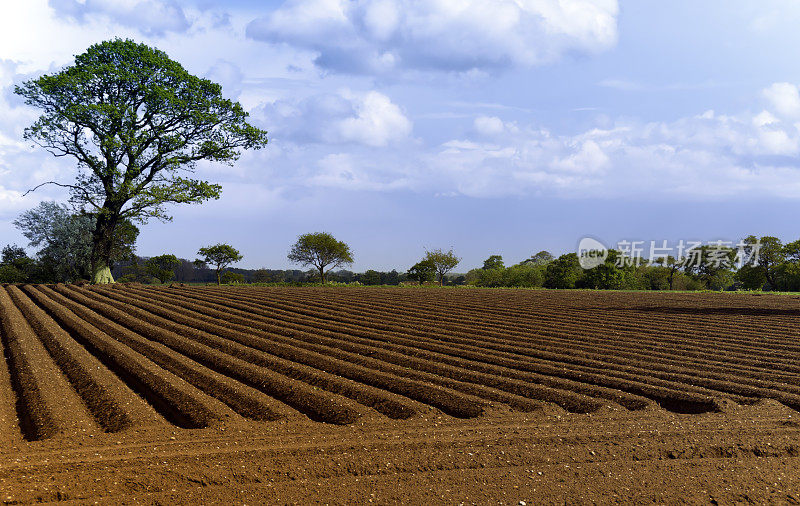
[287,232,353,284]
[15,39,268,283]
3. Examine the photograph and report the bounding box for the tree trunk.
[90,210,118,284]
[216,268,221,285]
[319,266,326,284]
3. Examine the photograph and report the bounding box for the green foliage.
[119,258,155,283]
[287,232,353,284]
[521,251,554,266]
[197,243,243,285]
[361,269,382,285]
[735,264,767,290]
[220,271,245,284]
[482,255,505,270]
[544,253,583,289]
[15,39,268,282]
[144,254,180,284]
[407,259,436,283]
[424,248,461,284]
[13,201,137,283]
[468,263,546,288]
[0,265,25,283]
[0,245,35,283]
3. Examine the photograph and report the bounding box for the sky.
[2,0,800,271]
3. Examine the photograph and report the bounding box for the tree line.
[5,211,798,292]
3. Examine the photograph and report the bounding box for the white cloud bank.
[246,0,619,74]
[252,82,800,200]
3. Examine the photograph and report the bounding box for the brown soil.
[0,286,798,504]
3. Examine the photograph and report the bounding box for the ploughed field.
[0,285,799,503]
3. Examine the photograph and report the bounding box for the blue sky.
[2,0,800,271]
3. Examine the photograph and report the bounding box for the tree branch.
[22,181,102,210]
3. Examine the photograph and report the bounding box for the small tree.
[424,248,461,285]
[407,259,436,284]
[287,232,353,284]
[145,254,180,284]
[197,244,243,285]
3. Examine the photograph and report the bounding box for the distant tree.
[119,257,155,283]
[580,250,628,290]
[220,271,245,284]
[197,244,243,285]
[735,264,767,290]
[1,245,27,264]
[655,255,684,290]
[361,269,382,285]
[784,239,800,263]
[0,245,34,283]
[15,39,268,283]
[684,244,736,290]
[144,254,180,284]
[523,250,554,266]
[382,269,401,285]
[482,255,505,270]
[741,235,785,289]
[424,248,461,285]
[287,232,353,284]
[407,259,436,284]
[14,201,137,283]
[254,268,284,283]
[544,253,583,289]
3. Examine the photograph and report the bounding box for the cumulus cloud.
[254,90,412,146]
[257,82,800,200]
[246,0,619,74]
[763,82,800,118]
[48,0,191,36]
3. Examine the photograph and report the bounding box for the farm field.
[0,285,799,503]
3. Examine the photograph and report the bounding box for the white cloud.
[246,0,619,74]
[763,82,800,118]
[338,91,412,146]
[473,116,506,136]
[48,0,192,36]
[254,90,412,147]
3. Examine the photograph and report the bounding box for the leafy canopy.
[424,248,461,284]
[197,244,242,270]
[287,232,353,283]
[482,255,505,270]
[197,243,243,285]
[407,259,436,283]
[14,38,268,223]
[144,253,180,284]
